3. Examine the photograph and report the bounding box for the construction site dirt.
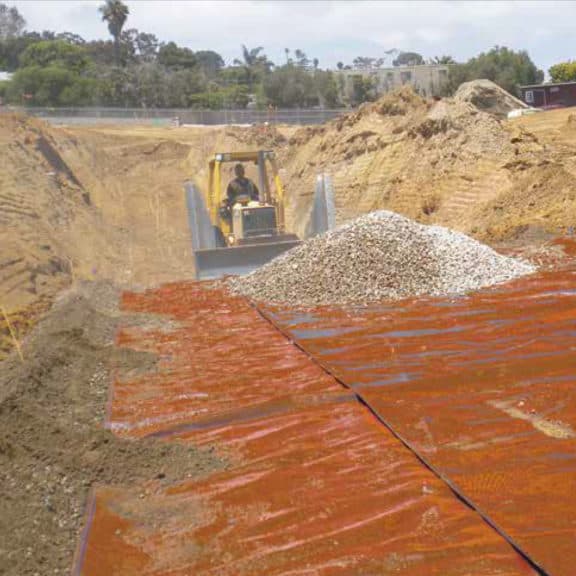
[2,84,576,575]
[2,88,576,333]
[0,282,225,576]
[74,242,575,575]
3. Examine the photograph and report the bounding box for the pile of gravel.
[228,211,535,306]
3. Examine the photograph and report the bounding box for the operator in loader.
[220,163,260,223]
[226,163,259,207]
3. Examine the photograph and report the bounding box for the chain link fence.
[1,106,348,126]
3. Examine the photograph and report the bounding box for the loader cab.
[209,150,287,246]
[186,148,332,280]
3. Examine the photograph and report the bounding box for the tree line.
[0,0,567,110]
[0,0,342,108]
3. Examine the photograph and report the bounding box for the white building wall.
[335,65,452,102]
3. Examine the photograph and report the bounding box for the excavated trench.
[3,100,576,574]
[72,241,576,576]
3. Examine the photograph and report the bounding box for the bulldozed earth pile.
[453,78,528,118]
[229,210,534,306]
[283,81,576,244]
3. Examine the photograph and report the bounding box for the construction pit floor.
[69,240,576,576]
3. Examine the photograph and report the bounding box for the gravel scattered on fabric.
[228,211,535,306]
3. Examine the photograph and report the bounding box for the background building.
[334,64,452,103]
[519,81,576,108]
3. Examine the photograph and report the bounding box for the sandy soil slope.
[282,88,576,244]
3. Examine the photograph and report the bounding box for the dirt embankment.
[0,282,224,576]
[2,91,575,358]
[0,114,287,360]
[281,86,576,244]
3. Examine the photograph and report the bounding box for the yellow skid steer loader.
[185,150,334,280]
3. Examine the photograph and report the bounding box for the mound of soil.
[281,86,574,246]
[454,79,528,118]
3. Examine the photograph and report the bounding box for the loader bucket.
[193,239,301,280]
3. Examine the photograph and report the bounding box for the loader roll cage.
[208,150,287,237]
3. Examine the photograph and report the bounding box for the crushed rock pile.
[228,211,535,306]
[454,79,528,118]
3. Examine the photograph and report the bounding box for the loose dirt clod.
[228,211,535,306]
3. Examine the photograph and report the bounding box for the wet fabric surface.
[76,282,535,575]
[267,254,576,575]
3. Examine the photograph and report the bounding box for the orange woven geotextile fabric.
[76,282,534,575]
[268,261,576,575]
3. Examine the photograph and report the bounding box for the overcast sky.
[9,0,576,72]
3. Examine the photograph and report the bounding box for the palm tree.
[234,45,265,68]
[431,55,456,65]
[233,45,271,91]
[294,49,309,68]
[99,0,129,67]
